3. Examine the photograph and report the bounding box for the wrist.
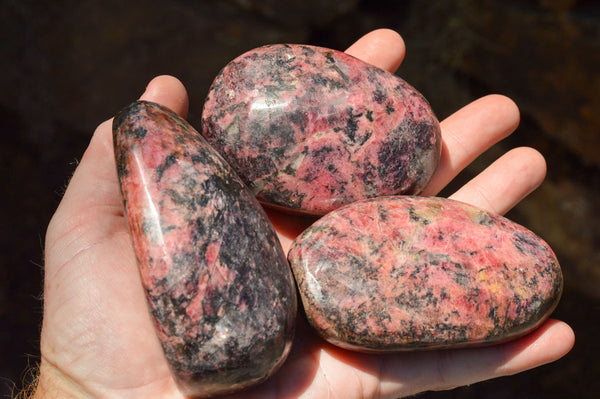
[31,360,90,399]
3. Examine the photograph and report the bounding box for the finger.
[422,95,521,196]
[377,319,574,397]
[448,147,547,215]
[345,28,406,73]
[275,319,574,398]
[432,320,575,392]
[140,75,189,118]
[494,320,575,376]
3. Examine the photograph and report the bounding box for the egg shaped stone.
[288,196,562,352]
[201,44,442,215]
[113,101,297,397]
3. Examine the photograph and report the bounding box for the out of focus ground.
[1,1,598,397]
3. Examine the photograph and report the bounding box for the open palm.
[37,30,574,399]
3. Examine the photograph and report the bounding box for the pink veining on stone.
[202,44,442,215]
[288,196,563,352]
[113,101,297,397]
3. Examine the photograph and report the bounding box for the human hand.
[35,29,574,398]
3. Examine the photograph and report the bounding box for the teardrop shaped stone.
[202,44,442,215]
[288,196,562,352]
[113,101,297,397]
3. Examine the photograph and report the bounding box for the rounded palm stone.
[288,196,563,352]
[201,44,442,215]
[113,101,297,397]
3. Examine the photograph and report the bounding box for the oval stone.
[113,101,297,397]
[201,44,442,215]
[288,196,562,352]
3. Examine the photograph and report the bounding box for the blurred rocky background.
[1,0,598,397]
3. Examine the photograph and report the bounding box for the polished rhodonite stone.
[201,44,442,215]
[113,101,297,397]
[288,196,563,351]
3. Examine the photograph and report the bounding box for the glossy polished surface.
[202,44,441,215]
[113,101,297,397]
[288,196,563,351]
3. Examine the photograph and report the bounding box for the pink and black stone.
[288,196,563,352]
[113,101,297,397]
[201,44,442,215]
